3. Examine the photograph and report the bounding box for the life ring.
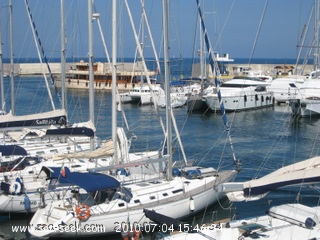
[75,204,91,221]
[9,182,21,194]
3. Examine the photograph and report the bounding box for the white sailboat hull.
[157,204,320,240]
[0,188,70,213]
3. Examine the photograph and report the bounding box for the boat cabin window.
[0,156,41,172]
[172,189,183,194]
[71,164,83,168]
[76,192,95,206]
[111,187,132,203]
[91,189,116,204]
[255,86,266,92]
[220,83,258,88]
[25,157,41,166]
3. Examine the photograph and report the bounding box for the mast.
[199,9,206,94]
[162,0,172,180]
[24,0,56,111]
[314,0,319,71]
[60,0,67,112]
[88,0,95,150]
[0,13,4,112]
[112,0,118,163]
[139,0,162,83]
[196,0,240,171]
[9,0,14,115]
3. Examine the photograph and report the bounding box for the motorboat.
[120,84,165,105]
[203,77,274,112]
[268,76,306,104]
[289,79,320,117]
[56,60,158,92]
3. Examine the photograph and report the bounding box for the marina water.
[1,69,320,239]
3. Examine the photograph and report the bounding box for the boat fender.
[189,197,195,212]
[61,212,75,225]
[9,182,21,194]
[261,95,264,102]
[75,204,91,221]
[117,168,129,176]
[244,95,247,102]
[15,177,23,184]
[24,195,31,211]
[255,94,259,101]
[15,177,24,190]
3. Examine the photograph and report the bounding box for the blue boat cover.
[47,167,120,192]
[0,145,28,156]
[144,209,181,229]
[46,127,94,137]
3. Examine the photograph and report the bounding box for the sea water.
[1,71,320,239]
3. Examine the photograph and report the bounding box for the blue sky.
[0,0,315,61]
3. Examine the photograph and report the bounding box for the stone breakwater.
[2,62,314,77]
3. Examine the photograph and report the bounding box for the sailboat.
[0,0,163,214]
[216,155,320,202]
[288,0,320,116]
[28,0,239,238]
[152,202,320,239]
[0,0,98,159]
[154,156,320,239]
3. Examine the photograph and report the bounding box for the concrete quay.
[2,62,314,77]
[2,63,70,76]
[228,63,313,76]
